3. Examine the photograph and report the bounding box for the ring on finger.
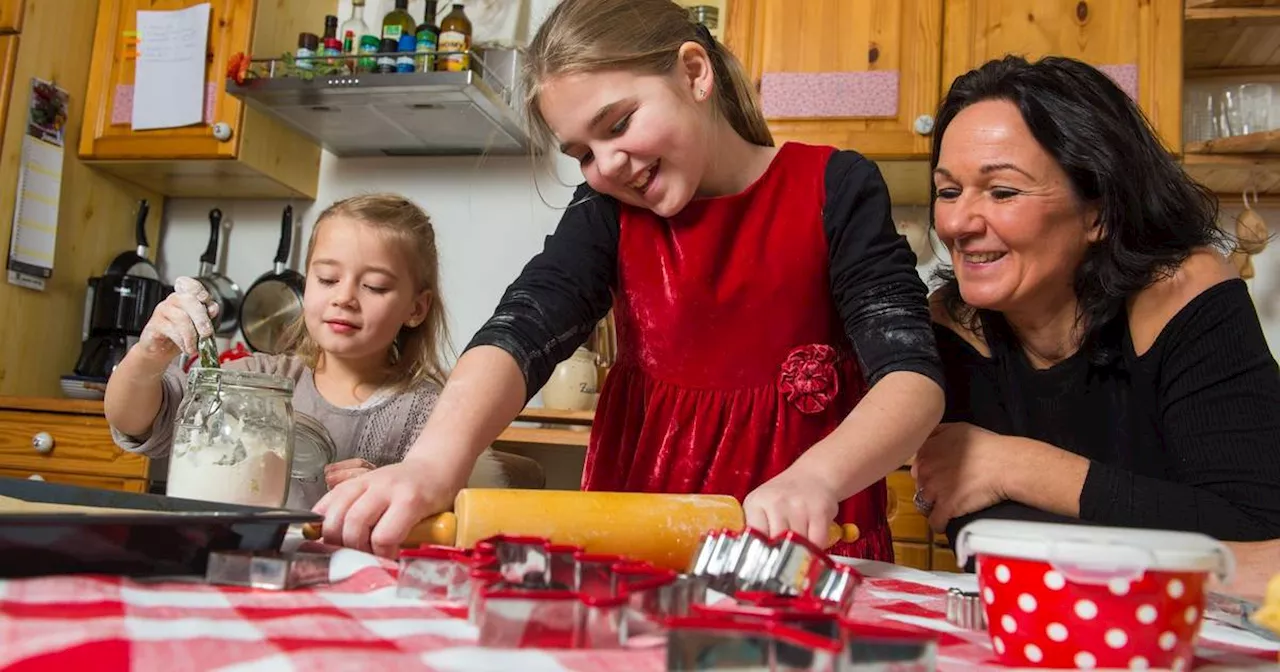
[913,488,934,515]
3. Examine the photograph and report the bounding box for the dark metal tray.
[0,478,321,579]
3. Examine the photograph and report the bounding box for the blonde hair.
[523,0,773,155]
[282,194,451,391]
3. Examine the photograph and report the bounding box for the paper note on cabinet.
[131,3,210,131]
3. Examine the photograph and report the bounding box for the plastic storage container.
[956,519,1234,671]
[168,368,296,508]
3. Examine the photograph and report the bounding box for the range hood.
[227,49,530,157]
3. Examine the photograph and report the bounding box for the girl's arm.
[105,277,218,444]
[812,150,946,492]
[316,185,621,556]
[745,150,944,542]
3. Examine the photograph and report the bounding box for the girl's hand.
[743,467,840,546]
[313,456,457,558]
[136,276,218,363]
[324,458,376,489]
[912,422,1011,532]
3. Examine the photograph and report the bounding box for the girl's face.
[538,45,716,218]
[303,216,432,369]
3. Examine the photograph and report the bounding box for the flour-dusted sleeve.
[464,184,620,401]
[109,353,302,458]
[823,150,943,388]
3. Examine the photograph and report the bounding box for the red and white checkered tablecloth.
[0,547,1276,671]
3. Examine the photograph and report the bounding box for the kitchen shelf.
[1185,3,1280,72]
[1182,153,1280,195]
[226,68,529,158]
[1186,129,1280,154]
[495,426,590,449]
[516,407,594,427]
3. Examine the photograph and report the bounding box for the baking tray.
[0,478,321,578]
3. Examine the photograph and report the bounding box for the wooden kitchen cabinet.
[0,397,149,494]
[941,0,1184,151]
[79,0,330,198]
[0,34,16,150]
[0,0,22,34]
[726,0,944,158]
[725,0,1182,162]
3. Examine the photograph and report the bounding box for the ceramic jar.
[541,347,599,411]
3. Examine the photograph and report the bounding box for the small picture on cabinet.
[27,78,69,147]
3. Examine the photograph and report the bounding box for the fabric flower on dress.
[778,344,839,414]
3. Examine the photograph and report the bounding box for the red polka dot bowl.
[955,520,1234,671]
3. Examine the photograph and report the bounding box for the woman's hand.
[312,457,457,558]
[136,276,218,363]
[912,422,1012,532]
[743,466,841,546]
[324,458,376,489]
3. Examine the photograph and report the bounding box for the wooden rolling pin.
[303,488,860,570]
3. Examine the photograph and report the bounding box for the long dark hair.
[930,55,1225,364]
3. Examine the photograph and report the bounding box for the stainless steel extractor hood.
[227,48,530,157]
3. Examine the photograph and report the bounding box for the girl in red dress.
[317,0,945,561]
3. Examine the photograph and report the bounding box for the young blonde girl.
[105,194,504,510]
[317,0,945,560]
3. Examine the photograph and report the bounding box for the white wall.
[157,152,581,364]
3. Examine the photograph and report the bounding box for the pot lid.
[955,519,1234,583]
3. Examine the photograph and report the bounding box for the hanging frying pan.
[194,208,243,336]
[239,205,305,354]
[105,199,159,279]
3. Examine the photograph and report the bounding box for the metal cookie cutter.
[206,550,331,590]
[686,528,861,615]
[396,534,698,649]
[668,596,939,671]
[945,587,986,630]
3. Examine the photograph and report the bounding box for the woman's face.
[932,99,1099,316]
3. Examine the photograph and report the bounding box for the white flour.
[168,413,289,508]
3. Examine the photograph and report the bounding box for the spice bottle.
[415,1,440,73]
[396,33,416,73]
[296,32,320,71]
[376,38,398,74]
[322,15,343,67]
[358,34,381,73]
[341,0,372,72]
[437,4,472,72]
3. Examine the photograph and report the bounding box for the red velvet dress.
[583,143,893,561]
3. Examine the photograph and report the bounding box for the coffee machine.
[72,200,172,381]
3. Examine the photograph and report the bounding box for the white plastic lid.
[955,519,1234,584]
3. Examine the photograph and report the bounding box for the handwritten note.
[132,3,210,131]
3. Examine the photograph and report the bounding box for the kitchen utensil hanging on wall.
[104,199,159,279]
[1232,188,1269,280]
[239,205,305,354]
[195,208,243,336]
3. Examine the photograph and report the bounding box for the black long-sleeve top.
[466,148,944,400]
[938,279,1280,549]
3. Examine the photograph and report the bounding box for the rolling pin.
[303,488,860,571]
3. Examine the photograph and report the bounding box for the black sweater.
[938,279,1280,548]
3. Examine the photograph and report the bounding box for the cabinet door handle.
[31,431,54,454]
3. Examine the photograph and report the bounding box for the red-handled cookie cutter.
[396,526,938,668]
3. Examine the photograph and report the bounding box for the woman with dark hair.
[912,55,1280,559]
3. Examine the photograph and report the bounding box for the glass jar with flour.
[167,369,295,508]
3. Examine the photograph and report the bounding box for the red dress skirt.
[582,143,893,562]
